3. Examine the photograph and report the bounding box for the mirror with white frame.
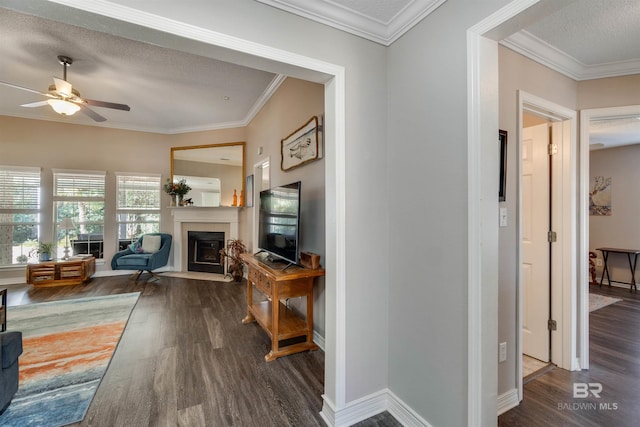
[171,142,245,207]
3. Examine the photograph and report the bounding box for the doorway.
[521,119,551,365]
[578,104,640,369]
[516,92,577,400]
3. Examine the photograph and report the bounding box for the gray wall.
[387,1,512,425]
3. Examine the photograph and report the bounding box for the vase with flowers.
[164,178,192,206]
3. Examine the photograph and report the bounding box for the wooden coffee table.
[26,256,96,287]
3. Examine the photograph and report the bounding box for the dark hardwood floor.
[8,275,328,426]
[499,284,640,427]
[6,274,400,427]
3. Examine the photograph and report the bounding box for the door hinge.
[548,143,558,155]
[548,319,557,331]
[548,230,557,243]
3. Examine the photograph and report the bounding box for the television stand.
[240,253,325,361]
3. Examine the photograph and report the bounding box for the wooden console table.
[240,253,325,361]
[26,256,96,287]
[596,247,640,292]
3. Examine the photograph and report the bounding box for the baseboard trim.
[320,388,432,427]
[313,330,325,352]
[497,388,520,415]
[387,389,433,427]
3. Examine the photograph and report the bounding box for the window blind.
[0,166,41,209]
[54,172,105,198]
[116,175,161,210]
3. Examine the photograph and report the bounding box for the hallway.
[499,285,640,426]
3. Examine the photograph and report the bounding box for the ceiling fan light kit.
[0,55,130,122]
[47,98,80,116]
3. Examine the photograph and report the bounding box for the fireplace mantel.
[171,207,240,272]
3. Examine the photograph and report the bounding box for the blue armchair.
[111,233,172,281]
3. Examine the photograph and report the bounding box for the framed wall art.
[281,116,322,171]
[499,129,508,202]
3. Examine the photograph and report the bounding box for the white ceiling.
[0,0,639,147]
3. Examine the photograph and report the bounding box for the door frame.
[516,91,577,400]
[578,104,640,370]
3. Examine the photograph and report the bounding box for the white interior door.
[522,122,550,362]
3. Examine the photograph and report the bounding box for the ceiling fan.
[0,55,130,122]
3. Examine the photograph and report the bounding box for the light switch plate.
[499,342,507,362]
[499,207,508,227]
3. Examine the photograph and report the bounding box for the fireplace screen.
[187,231,225,273]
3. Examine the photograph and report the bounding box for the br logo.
[573,383,602,398]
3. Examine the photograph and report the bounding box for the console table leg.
[600,251,611,287]
[242,278,255,324]
[629,254,639,292]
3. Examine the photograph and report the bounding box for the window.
[116,173,160,248]
[0,166,41,265]
[53,170,105,259]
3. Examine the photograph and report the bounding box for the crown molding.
[501,30,640,81]
[255,0,447,46]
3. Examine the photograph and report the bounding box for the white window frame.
[115,172,161,247]
[53,169,106,259]
[0,166,41,266]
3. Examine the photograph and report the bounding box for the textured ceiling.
[0,1,638,146]
[528,0,640,66]
[0,8,279,134]
[502,0,640,80]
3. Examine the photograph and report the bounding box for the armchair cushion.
[114,253,153,268]
[141,234,161,253]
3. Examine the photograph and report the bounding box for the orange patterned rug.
[0,293,140,427]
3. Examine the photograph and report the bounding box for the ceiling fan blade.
[0,80,53,98]
[79,104,106,122]
[21,101,50,108]
[84,98,131,111]
[53,77,73,98]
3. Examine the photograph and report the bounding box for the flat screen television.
[257,181,301,266]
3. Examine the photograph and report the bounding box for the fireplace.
[171,207,238,273]
[187,231,225,273]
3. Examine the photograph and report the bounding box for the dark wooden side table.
[596,247,640,292]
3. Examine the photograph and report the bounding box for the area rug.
[0,292,140,427]
[589,293,622,312]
